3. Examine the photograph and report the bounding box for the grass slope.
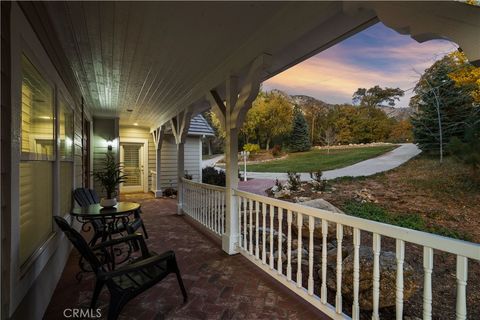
[246,145,397,173]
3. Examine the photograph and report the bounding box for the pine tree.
[288,106,311,152]
[410,53,477,160]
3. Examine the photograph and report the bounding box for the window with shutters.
[19,55,54,265]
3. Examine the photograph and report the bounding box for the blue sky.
[263,22,458,108]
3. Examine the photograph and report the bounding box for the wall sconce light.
[107,140,113,151]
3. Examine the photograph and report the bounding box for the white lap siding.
[119,126,201,192]
[159,135,201,190]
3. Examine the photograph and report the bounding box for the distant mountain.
[268,90,412,121]
[377,106,413,121]
[290,95,333,109]
[291,94,412,121]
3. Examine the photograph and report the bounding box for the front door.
[120,143,145,193]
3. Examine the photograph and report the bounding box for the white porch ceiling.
[44,1,479,129]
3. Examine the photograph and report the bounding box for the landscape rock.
[294,196,312,203]
[325,247,419,310]
[354,188,378,203]
[292,199,352,239]
[273,189,291,199]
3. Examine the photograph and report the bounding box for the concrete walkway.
[202,154,224,168]
[240,143,421,182]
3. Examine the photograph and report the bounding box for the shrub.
[343,201,471,241]
[163,188,177,197]
[309,171,327,191]
[243,143,260,154]
[202,166,226,187]
[286,171,301,191]
[184,171,193,180]
[271,144,282,157]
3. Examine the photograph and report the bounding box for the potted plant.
[92,152,126,207]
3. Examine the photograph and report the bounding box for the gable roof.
[188,114,215,136]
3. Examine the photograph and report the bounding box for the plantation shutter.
[123,144,141,186]
[19,55,54,265]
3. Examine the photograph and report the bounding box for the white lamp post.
[240,151,250,181]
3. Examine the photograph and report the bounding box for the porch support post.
[207,54,270,254]
[151,125,165,198]
[171,109,192,215]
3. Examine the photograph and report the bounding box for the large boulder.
[325,247,419,310]
[292,199,350,240]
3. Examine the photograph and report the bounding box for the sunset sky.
[263,22,458,108]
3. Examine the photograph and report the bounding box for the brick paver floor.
[44,197,327,319]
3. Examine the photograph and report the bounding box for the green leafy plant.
[184,171,193,180]
[243,143,260,154]
[287,171,301,191]
[202,166,226,187]
[92,152,126,199]
[309,171,327,191]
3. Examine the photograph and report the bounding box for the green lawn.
[246,145,398,172]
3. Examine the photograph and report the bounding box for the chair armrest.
[98,250,175,280]
[92,233,149,257]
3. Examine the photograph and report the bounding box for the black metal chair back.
[54,216,103,273]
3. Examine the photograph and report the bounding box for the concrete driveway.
[241,143,421,181]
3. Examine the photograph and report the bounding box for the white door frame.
[119,138,149,193]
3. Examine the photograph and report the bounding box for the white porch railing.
[182,178,226,236]
[233,189,480,320]
[150,170,157,193]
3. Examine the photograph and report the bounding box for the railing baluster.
[423,247,433,320]
[221,192,225,234]
[205,189,212,230]
[372,233,381,320]
[209,190,213,231]
[296,212,302,288]
[262,202,266,264]
[456,255,468,320]
[396,239,405,320]
[249,199,253,255]
[308,216,314,295]
[269,205,275,270]
[238,196,242,249]
[243,197,247,250]
[278,208,283,275]
[321,219,328,304]
[336,224,343,314]
[216,191,220,234]
[287,210,292,281]
[352,228,361,320]
[255,201,259,259]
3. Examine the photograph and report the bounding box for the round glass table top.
[71,202,140,218]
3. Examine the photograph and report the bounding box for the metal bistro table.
[71,202,141,277]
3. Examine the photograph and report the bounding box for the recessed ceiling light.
[133,123,138,126]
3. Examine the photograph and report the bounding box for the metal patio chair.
[54,216,187,320]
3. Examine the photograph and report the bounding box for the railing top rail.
[234,189,480,261]
[182,178,226,192]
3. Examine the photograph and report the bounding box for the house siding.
[119,126,202,192]
[159,135,201,189]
